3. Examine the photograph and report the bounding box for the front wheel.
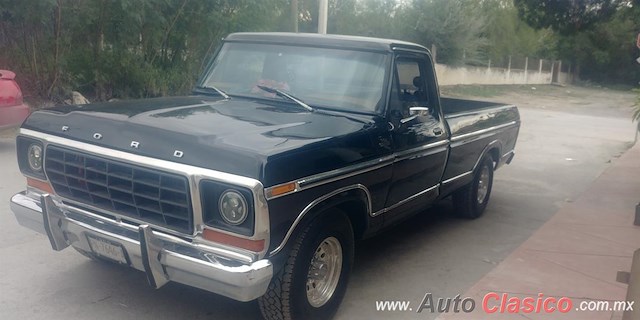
[452,155,494,219]
[259,211,354,320]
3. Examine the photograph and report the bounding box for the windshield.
[202,42,390,113]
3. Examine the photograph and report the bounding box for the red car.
[0,70,30,129]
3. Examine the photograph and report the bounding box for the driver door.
[384,52,448,217]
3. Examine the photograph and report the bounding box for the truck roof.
[224,32,429,53]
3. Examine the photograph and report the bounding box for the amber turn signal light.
[266,182,297,198]
[202,228,265,252]
[27,177,54,194]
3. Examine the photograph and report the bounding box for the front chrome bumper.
[10,190,273,302]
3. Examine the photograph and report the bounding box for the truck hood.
[22,96,383,185]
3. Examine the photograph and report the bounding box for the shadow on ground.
[61,201,458,320]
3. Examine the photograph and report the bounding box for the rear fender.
[473,140,502,171]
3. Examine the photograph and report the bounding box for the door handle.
[433,128,443,136]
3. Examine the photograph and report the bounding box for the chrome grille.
[44,145,193,233]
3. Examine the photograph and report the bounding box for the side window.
[389,56,433,121]
[395,58,428,104]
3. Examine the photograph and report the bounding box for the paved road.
[0,105,636,320]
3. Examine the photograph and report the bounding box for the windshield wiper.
[256,85,314,112]
[194,85,230,99]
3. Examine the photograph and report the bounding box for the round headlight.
[218,190,248,225]
[28,144,43,172]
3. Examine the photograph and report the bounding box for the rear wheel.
[452,155,494,219]
[259,211,354,320]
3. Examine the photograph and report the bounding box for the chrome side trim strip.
[444,105,516,119]
[371,184,440,217]
[268,184,372,256]
[395,140,448,161]
[266,140,449,200]
[19,128,270,259]
[266,155,393,201]
[297,156,395,190]
[441,171,473,185]
[450,133,497,148]
[450,121,518,142]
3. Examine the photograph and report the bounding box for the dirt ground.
[441,84,638,119]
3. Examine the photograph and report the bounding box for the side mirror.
[400,106,429,124]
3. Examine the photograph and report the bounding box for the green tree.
[0,0,288,101]
[334,0,490,65]
[0,0,59,96]
[513,0,620,34]
[2,0,637,102]
[514,0,639,84]
[480,0,557,65]
[408,0,488,65]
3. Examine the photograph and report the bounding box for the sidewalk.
[439,141,640,320]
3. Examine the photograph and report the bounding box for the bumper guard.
[10,190,273,302]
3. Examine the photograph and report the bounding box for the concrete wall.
[435,64,554,86]
[557,71,573,84]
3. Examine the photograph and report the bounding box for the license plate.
[87,235,128,264]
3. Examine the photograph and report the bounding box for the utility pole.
[318,0,328,34]
[291,0,298,33]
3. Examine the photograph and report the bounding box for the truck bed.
[438,96,520,198]
[440,97,519,137]
[441,97,509,115]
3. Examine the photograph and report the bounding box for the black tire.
[259,211,354,320]
[452,155,494,219]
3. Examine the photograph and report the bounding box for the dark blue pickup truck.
[10,33,519,320]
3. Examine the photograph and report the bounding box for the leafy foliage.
[409,0,488,65]
[0,0,638,103]
[514,0,639,84]
[333,0,494,65]
[481,1,557,63]
[0,0,287,102]
[513,0,620,34]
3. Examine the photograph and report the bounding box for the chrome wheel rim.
[477,166,490,204]
[306,236,343,308]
